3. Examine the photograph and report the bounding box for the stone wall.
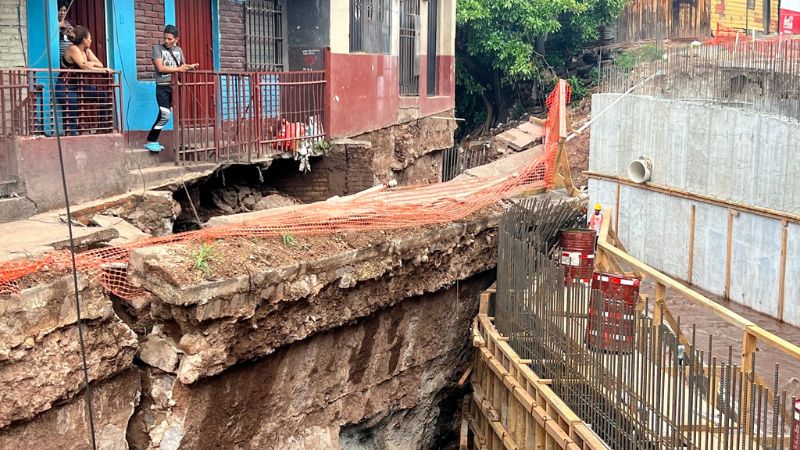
[359,110,456,184]
[268,112,455,203]
[0,205,502,448]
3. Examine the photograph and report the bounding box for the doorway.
[65,0,108,66]
[174,0,216,126]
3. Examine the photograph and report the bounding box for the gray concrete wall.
[590,94,800,215]
[589,94,800,327]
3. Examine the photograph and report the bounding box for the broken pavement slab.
[92,214,151,245]
[495,120,545,151]
[0,216,119,263]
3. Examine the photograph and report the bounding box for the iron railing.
[0,68,123,138]
[441,145,491,182]
[399,0,420,95]
[173,69,326,164]
[495,198,799,450]
[244,0,285,72]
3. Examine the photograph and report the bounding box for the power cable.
[42,1,98,448]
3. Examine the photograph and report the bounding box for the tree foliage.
[456,0,629,138]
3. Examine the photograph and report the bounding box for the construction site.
[1,0,800,449]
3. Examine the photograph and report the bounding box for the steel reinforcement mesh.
[0,83,570,300]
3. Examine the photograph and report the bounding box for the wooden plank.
[777,220,787,322]
[583,172,800,224]
[725,210,734,299]
[614,184,621,235]
[599,241,800,361]
[558,81,568,139]
[741,330,758,430]
[459,366,474,386]
[686,205,695,285]
[480,292,492,315]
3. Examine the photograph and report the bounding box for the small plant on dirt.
[615,51,638,72]
[639,44,665,62]
[313,140,330,153]
[567,76,589,102]
[193,242,215,275]
[281,233,297,247]
[589,67,602,86]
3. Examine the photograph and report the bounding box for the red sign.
[794,399,800,450]
[781,0,800,34]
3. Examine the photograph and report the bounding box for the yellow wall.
[711,0,781,34]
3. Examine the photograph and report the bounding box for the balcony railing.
[0,68,123,138]
[173,69,327,164]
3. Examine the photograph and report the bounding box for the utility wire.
[42,1,97,448]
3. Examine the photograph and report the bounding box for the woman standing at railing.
[57,25,113,136]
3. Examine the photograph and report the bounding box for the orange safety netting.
[705,24,800,58]
[0,83,571,300]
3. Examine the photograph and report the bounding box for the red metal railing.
[173,69,327,164]
[0,68,123,138]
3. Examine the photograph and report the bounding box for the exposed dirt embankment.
[0,207,501,449]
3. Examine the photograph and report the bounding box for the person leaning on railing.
[57,25,113,136]
[144,24,199,153]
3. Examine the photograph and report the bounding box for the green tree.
[456,0,628,137]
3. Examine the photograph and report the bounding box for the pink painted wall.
[328,53,455,138]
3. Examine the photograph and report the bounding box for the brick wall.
[135,0,165,80]
[219,0,245,71]
[0,0,27,68]
[266,148,347,203]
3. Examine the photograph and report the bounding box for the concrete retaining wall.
[589,94,800,326]
[590,94,800,215]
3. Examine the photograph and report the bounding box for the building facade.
[14,0,455,137]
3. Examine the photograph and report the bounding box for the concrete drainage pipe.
[628,158,652,183]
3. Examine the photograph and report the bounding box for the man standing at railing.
[144,25,198,153]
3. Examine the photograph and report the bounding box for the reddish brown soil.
[566,96,592,188]
[167,208,500,286]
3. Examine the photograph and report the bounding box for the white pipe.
[628,158,652,183]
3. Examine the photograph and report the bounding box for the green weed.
[282,233,297,247]
[193,242,215,275]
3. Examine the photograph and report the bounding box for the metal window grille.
[399,0,420,96]
[426,0,439,96]
[349,0,391,53]
[245,0,285,71]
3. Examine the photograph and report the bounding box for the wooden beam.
[778,220,788,322]
[741,330,758,430]
[558,80,568,139]
[599,241,800,361]
[614,183,621,235]
[688,204,696,285]
[584,172,800,224]
[724,209,734,300]
[459,366,474,386]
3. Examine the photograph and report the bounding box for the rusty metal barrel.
[559,228,596,283]
[585,272,640,353]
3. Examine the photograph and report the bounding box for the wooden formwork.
[464,289,608,450]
